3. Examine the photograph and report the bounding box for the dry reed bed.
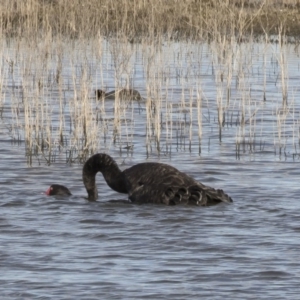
[1,37,300,163]
[0,0,300,164]
[1,0,300,40]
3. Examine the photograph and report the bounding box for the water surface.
[1,39,300,299]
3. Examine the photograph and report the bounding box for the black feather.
[82,153,233,206]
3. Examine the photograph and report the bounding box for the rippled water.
[1,147,300,299]
[1,40,300,298]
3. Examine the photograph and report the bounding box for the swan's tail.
[166,184,233,206]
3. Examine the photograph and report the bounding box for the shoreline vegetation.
[1,0,300,41]
[1,0,300,164]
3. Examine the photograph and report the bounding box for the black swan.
[95,89,143,101]
[46,153,233,206]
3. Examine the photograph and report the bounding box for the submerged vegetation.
[1,0,300,164]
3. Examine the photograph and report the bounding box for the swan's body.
[82,153,232,206]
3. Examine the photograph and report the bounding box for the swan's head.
[45,184,72,196]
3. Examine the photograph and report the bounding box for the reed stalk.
[196,89,203,154]
[278,25,289,108]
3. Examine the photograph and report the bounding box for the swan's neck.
[82,153,127,201]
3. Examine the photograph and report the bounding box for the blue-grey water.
[1,39,300,299]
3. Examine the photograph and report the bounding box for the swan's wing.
[128,183,232,206]
[124,162,194,188]
[123,162,232,206]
